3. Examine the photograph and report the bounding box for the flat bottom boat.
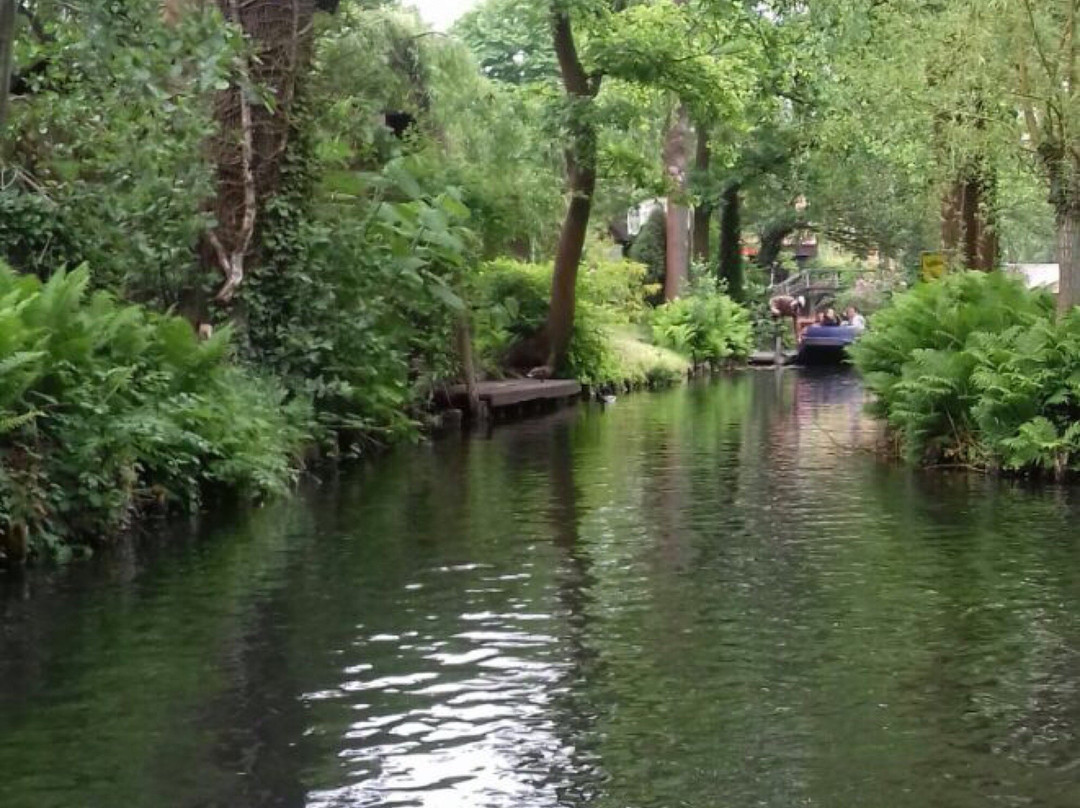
[797,324,861,364]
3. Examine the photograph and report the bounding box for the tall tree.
[692,126,712,263]
[719,182,743,300]
[661,0,691,301]
[663,101,692,300]
[941,170,998,270]
[0,0,14,130]
[542,4,601,371]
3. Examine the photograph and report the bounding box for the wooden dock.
[437,379,583,417]
[749,350,798,367]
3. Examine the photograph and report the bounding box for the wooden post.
[774,332,784,366]
[453,317,482,421]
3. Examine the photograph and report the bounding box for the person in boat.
[769,294,806,341]
[822,307,841,326]
[845,306,867,332]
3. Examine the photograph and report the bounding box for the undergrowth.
[0,265,309,561]
[851,271,1079,477]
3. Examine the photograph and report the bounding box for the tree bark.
[0,0,15,131]
[453,317,482,419]
[199,0,318,313]
[757,221,794,274]
[1057,205,1080,315]
[719,183,743,301]
[543,6,600,371]
[663,102,692,301]
[941,172,997,271]
[692,128,711,263]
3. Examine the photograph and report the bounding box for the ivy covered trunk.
[719,183,743,301]
[1057,205,1080,315]
[201,0,318,313]
[544,6,600,371]
[663,103,691,301]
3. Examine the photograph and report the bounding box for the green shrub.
[651,279,754,368]
[246,154,474,445]
[627,208,667,303]
[468,256,653,385]
[850,270,1056,466]
[968,313,1080,476]
[0,265,309,560]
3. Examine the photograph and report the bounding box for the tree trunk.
[1057,205,1080,315]
[692,128,711,264]
[453,317,481,419]
[663,103,692,301]
[941,172,997,271]
[201,0,318,312]
[757,222,794,274]
[719,183,743,301]
[0,0,15,131]
[548,163,596,367]
[543,6,601,371]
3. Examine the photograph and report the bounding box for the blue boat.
[797,324,861,364]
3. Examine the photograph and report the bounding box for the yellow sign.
[921,252,946,282]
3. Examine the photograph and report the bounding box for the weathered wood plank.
[439,379,582,409]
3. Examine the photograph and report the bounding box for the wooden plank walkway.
[438,379,582,411]
[749,350,798,366]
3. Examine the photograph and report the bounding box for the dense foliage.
[0,265,306,562]
[2,0,1078,560]
[652,279,753,369]
[468,255,681,387]
[850,272,1080,476]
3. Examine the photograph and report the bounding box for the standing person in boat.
[769,294,807,342]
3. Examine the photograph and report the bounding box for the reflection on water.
[2,370,1079,808]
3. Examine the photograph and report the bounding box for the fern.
[0,260,312,558]
[854,272,1079,474]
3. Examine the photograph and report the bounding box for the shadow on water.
[2,369,1080,808]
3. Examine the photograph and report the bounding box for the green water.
[2,370,1079,808]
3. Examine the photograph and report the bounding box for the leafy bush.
[627,208,667,303]
[851,270,1061,468]
[651,279,754,368]
[3,1,233,306]
[0,191,83,279]
[968,313,1080,476]
[468,255,656,385]
[0,265,309,560]
[244,154,473,446]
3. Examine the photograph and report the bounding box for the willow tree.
[878,0,1079,308]
[1002,0,1080,311]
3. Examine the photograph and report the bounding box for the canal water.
[2,370,1079,808]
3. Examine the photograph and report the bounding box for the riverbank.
[0,272,704,566]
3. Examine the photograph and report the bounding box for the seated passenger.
[845,306,867,332]
[822,307,841,326]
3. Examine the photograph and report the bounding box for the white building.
[1009,263,1060,294]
